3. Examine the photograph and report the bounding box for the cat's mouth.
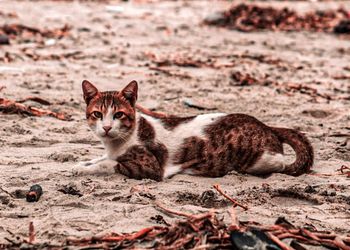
[101,133,114,138]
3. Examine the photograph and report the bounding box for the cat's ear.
[82,80,99,104]
[119,80,138,106]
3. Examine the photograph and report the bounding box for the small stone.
[0,35,10,45]
[304,185,317,194]
[334,20,350,34]
[13,189,27,199]
[48,152,78,162]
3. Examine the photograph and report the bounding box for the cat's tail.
[272,127,314,176]
[135,104,168,118]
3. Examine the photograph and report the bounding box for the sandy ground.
[0,0,349,245]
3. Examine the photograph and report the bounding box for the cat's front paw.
[72,160,116,176]
[76,160,94,167]
[72,165,90,176]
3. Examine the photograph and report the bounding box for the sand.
[0,0,349,245]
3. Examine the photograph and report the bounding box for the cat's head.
[82,80,138,142]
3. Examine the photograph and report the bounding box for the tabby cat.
[74,80,314,181]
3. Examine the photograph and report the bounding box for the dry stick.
[266,232,293,250]
[155,202,213,222]
[343,237,350,244]
[102,227,155,242]
[251,224,287,232]
[149,66,191,79]
[301,228,321,241]
[309,172,349,177]
[213,184,248,210]
[29,222,35,244]
[312,232,336,239]
[338,165,350,173]
[125,227,155,241]
[171,234,195,249]
[334,237,350,250]
[319,238,349,250]
[0,98,70,121]
[17,97,51,105]
[228,207,239,231]
[277,232,311,242]
[277,228,350,249]
[0,186,15,198]
[154,201,198,219]
[4,237,17,245]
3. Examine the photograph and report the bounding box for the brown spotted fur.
[174,114,313,177]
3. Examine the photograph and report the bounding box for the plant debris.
[205,4,349,33]
[58,184,83,197]
[28,222,35,244]
[213,184,248,210]
[149,66,192,79]
[5,185,348,249]
[0,24,70,44]
[144,51,236,70]
[20,48,83,61]
[229,70,350,101]
[310,165,350,178]
[0,96,71,121]
[3,204,349,249]
[0,11,18,18]
[230,71,270,87]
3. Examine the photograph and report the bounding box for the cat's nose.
[103,126,112,133]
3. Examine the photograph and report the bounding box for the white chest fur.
[103,130,139,160]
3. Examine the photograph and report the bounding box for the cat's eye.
[113,112,124,119]
[92,111,102,119]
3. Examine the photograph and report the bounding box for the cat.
[73,80,314,181]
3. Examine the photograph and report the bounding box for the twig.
[102,227,155,242]
[301,228,321,241]
[4,237,17,245]
[0,98,71,121]
[171,234,195,249]
[149,66,191,79]
[266,232,294,250]
[29,222,35,244]
[333,237,350,250]
[0,186,15,198]
[334,237,350,250]
[277,232,310,242]
[309,172,350,177]
[228,206,239,231]
[154,201,198,219]
[338,165,350,174]
[17,97,51,105]
[319,238,350,250]
[213,184,248,210]
[312,232,336,239]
